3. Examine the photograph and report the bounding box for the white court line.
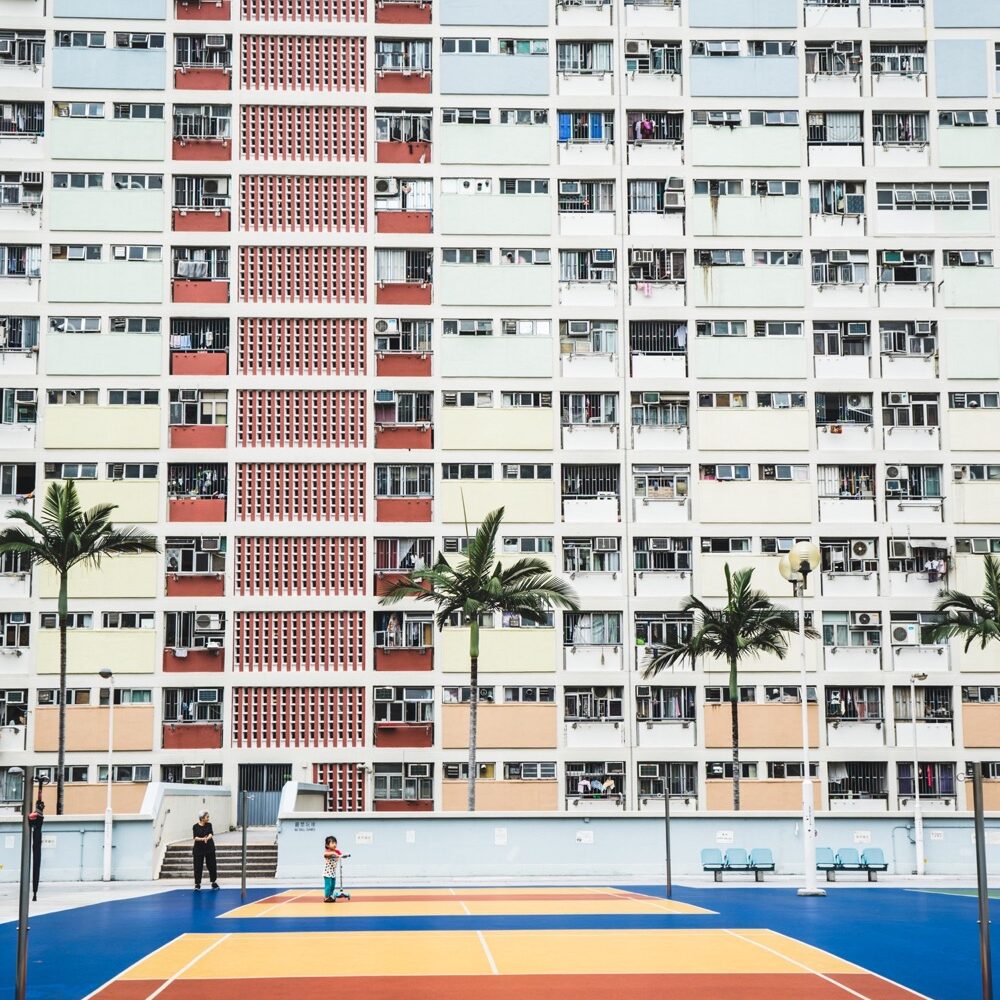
[476,931,499,975]
[448,887,472,914]
[252,890,314,918]
[143,934,231,1000]
[769,930,933,1000]
[80,933,188,1000]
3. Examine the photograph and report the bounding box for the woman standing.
[192,810,219,890]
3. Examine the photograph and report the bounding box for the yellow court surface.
[221,885,712,919]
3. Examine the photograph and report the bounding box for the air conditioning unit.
[915,321,934,335]
[847,394,864,408]
[407,763,431,777]
[375,178,399,196]
[7,613,27,624]
[889,539,910,559]
[954,467,966,481]
[594,536,618,552]
[592,248,616,265]
[649,538,674,551]
[182,765,205,781]
[632,249,654,264]
[845,323,868,337]
[200,537,221,551]
[196,689,219,703]
[203,178,228,196]
[638,763,660,778]
[21,173,42,186]
[375,318,398,334]
[179,389,200,402]
[891,623,920,646]
[695,250,713,266]
[195,613,223,632]
[374,390,396,403]
[374,687,394,701]
[851,540,875,560]
[885,479,904,495]
[625,40,650,57]
[835,41,856,53]
[829,250,850,264]
[642,391,661,405]
[636,686,651,698]
[888,392,909,406]
[567,320,591,336]
[0,40,13,57]
[885,465,908,480]
[559,181,582,196]
[851,612,880,628]
[205,34,227,48]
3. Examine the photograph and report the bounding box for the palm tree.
[380,506,578,810]
[0,481,159,814]
[932,553,1000,656]
[643,564,817,810]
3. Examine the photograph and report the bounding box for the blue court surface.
[0,882,994,999]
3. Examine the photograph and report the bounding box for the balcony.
[162,721,223,749]
[172,279,229,304]
[705,703,818,749]
[163,646,224,672]
[171,350,228,376]
[624,0,682,28]
[176,0,231,19]
[375,424,433,449]
[826,718,885,748]
[565,719,626,749]
[54,0,166,13]
[376,350,432,377]
[823,645,882,673]
[168,496,225,522]
[634,569,691,599]
[635,717,696,747]
[564,643,623,672]
[888,643,950,674]
[565,791,625,813]
[166,572,224,597]
[816,422,874,452]
[376,138,432,165]
[804,0,859,27]
[377,0,432,21]
[376,210,433,235]
[871,0,924,27]
[442,703,556,748]
[374,644,433,671]
[374,797,433,812]
[440,122,548,165]
[173,207,231,233]
[631,422,687,453]
[896,718,953,749]
[34,706,153,751]
[374,722,433,748]
[886,496,943,525]
[690,0,796,26]
[819,497,876,524]
[0,725,25,751]
[376,497,433,522]
[820,570,879,598]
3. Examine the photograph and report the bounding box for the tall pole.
[910,675,924,876]
[663,775,672,899]
[797,571,824,896]
[102,672,115,882]
[240,790,249,902]
[972,762,993,1000]
[15,765,33,1000]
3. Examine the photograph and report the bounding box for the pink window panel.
[241,175,366,232]
[238,319,366,376]
[239,246,366,303]
[237,390,366,448]
[313,763,366,812]
[234,611,364,672]
[242,0,366,19]
[235,536,366,595]
[241,35,365,90]
[232,686,365,748]
[236,463,366,521]
[241,105,366,161]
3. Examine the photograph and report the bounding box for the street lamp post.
[909,671,928,876]
[778,541,825,898]
[99,669,114,882]
[12,764,33,1000]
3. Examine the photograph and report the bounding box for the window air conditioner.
[594,536,618,551]
[567,321,591,336]
[205,35,227,48]
[834,41,856,53]
[592,248,615,265]
[625,40,650,57]
[375,318,399,333]
[845,323,867,337]
[183,765,205,780]
[200,537,221,551]
[375,389,396,403]
[21,173,42,186]
[196,688,219,703]
[851,540,875,559]
[7,612,27,624]
[891,623,919,646]
[638,764,660,778]
[632,249,654,264]
[886,465,908,480]
[649,538,674,551]
[851,612,879,627]
[829,250,850,263]
[559,181,581,196]
[0,40,12,57]
[179,389,199,402]
[636,686,651,698]
[915,321,934,335]
[888,392,909,406]
[374,687,394,701]
[195,613,223,632]
[407,764,431,777]
[203,178,228,196]
[889,539,910,559]
[375,178,399,196]
[695,250,713,266]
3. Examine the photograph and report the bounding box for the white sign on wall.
[576,830,594,844]
[494,827,508,846]
[715,830,734,844]
[853,830,872,845]
[355,831,373,845]
[405,829,416,844]
[41,835,56,849]
[930,830,945,842]
[3,836,13,850]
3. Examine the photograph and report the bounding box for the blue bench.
[817,846,888,882]
[701,847,775,882]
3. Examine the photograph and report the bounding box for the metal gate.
[238,763,292,826]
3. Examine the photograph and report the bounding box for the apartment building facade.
[0,0,999,824]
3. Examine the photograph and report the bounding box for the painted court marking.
[143,933,231,1000]
[253,889,313,918]
[449,886,472,915]
[81,934,186,1000]
[476,930,499,975]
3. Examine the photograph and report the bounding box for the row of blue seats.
[701,846,889,882]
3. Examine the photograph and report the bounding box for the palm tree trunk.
[466,618,479,812]
[56,573,69,815]
[729,657,741,811]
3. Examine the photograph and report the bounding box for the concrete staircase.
[159,841,278,880]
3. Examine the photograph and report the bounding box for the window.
[97,765,152,783]
[373,686,433,723]
[51,244,101,262]
[375,39,432,72]
[897,762,955,798]
[375,318,431,354]
[753,250,802,267]
[114,103,164,120]
[939,110,988,128]
[826,685,884,716]
[50,316,100,334]
[694,249,744,267]
[0,464,34,500]
[759,464,809,481]
[629,248,685,283]
[442,107,490,124]
[375,537,433,573]
[636,686,694,721]
[877,183,987,212]
[503,686,555,703]
[880,321,936,356]
[634,465,689,500]
[499,178,548,195]
[442,463,493,480]
[701,537,751,553]
[697,392,748,408]
[755,321,802,337]
[558,110,614,144]
[108,389,158,406]
[564,686,624,721]
[814,321,870,358]
[561,392,616,426]
[442,686,494,703]
[628,110,683,143]
[165,536,226,576]
[0,613,29,649]
[374,762,433,801]
[631,392,688,428]
[870,42,925,75]
[757,392,806,409]
[747,41,796,57]
[375,614,432,653]
[692,109,742,126]
[498,38,548,56]
[168,388,227,426]
[441,247,490,265]
[501,248,550,265]
[873,111,928,146]
[502,536,553,554]
[52,173,103,190]
[175,35,231,68]
[503,319,550,337]
[767,762,819,779]
[375,464,432,498]
[374,390,432,425]
[633,536,691,572]
[556,41,612,74]
[691,40,739,57]
[442,762,495,780]
[963,687,1000,704]
[559,180,614,214]
[564,612,622,646]
[946,250,993,267]
[635,612,692,649]
[504,761,556,780]
[36,766,89,783]
[810,180,865,217]
[882,392,939,427]
[502,463,551,479]
[699,464,750,481]
[55,31,105,48]
[115,32,164,49]
[811,249,869,286]
[563,536,620,573]
[173,104,231,141]
[164,688,222,723]
[173,246,227,280]
[499,108,548,125]
[44,462,97,480]
[0,32,44,69]
[442,320,492,337]
[375,110,431,144]
[748,110,799,125]
[112,316,161,334]
[625,40,681,75]
[40,612,92,629]
[442,389,492,407]
[47,388,98,405]
[441,37,489,54]
[102,612,154,629]
[807,111,862,145]
[502,391,551,408]
[706,761,758,779]
[693,180,743,197]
